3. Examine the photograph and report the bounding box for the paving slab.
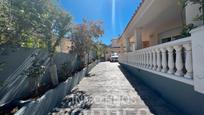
[76,62,180,115]
[52,62,181,115]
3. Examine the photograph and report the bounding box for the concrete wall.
[121,63,204,115]
[15,62,97,115]
[0,48,35,82]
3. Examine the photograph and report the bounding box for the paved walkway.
[77,62,180,115]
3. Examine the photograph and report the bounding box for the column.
[135,28,142,50]
[125,38,130,52]
[191,26,204,94]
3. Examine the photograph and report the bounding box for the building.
[118,0,203,52]
[55,38,74,53]
[118,0,204,114]
[105,38,124,60]
[111,38,123,54]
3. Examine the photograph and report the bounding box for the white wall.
[186,3,202,27]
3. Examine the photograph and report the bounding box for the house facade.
[118,0,203,51]
[55,38,75,54]
[118,0,204,114]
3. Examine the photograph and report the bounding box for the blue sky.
[59,0,141,45]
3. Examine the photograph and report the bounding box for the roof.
[120,0,145,40]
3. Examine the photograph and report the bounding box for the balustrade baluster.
[174,45,184,76]
[136,53,138,65]
[167,46,175,74]
[143,52,146,67]
[161,48,167,73]
[142,51,145,67]
[153,49,157,70]
[156,49,161,72]
[141,52,143,66]
[146,51,149,68]
[149,51,153,69]
[183,43,193,79]
[140,52,142,66]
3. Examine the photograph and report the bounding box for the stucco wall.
[142,19,183,46]
[121,63,204,115]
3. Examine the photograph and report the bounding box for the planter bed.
[14,62,97,115]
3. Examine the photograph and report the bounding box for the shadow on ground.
[118,65,182,115]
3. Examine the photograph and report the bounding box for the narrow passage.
[77,62,180,115]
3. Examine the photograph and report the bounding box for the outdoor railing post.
[143,51,146,67]
[146,50,149,68]
[152,49,157,70]
[142,51,144,67]
[161,47,167,73]
[139,51,142,66]
[149,50,153,69]
[174,45,184,76]
[167,46,175,74]
[156,48,161,72]
[183,43,193,79]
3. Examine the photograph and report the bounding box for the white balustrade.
[118,37,193,83]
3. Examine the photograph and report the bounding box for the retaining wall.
[15,62,97,115]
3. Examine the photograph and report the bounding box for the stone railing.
[119,37,193,85]
[119,26,204,94]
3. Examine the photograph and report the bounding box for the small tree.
[93,41,107,60]
[72,19,104,68]
[38,1,72,86]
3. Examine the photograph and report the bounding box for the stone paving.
[51,62,181,115]
[77,62,180,115]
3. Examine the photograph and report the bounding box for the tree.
[36,1,72,86]
[0,0,50,47]
[93,41,107,60]
[0,0,13,45]
[72,19,104,67]
[0,0,73,85]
